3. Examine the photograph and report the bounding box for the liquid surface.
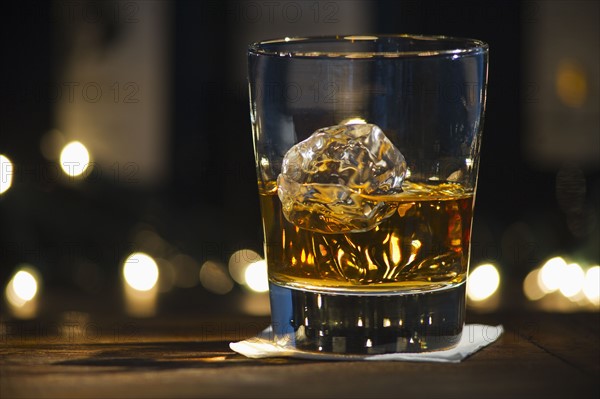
[260,181,474,293]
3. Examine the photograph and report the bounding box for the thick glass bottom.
[269,282,466,354]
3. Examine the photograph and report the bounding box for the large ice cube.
[277,124,407,233]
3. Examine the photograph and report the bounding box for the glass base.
[269,282,466,354]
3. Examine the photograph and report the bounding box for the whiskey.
[260,181,473,353]
[260,182,474,294]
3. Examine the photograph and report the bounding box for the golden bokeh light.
[170,254,200,288]
[467,264,500,301]
[538,257,567,293]
[5,266,41,319]
[228,249,262,285]
[556,59,587,108]
[523,259,599,310]
[583,266,599,305]
[5,270,38,307]
[11,271,38,301]
[60,141,91,177]
[244,260,269,293]
[0,154,14,194]
[199,260,234,295]
[558,263,585,298]
[523,268,546,301]
[123,252,160,292]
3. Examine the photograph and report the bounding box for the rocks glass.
[248,35,488,354]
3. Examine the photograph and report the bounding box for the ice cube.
[277,124,407,233]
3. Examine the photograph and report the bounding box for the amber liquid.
[259,182,474,294]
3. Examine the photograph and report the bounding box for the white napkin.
[230,324,503,363]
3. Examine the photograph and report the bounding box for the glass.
[248,35,488,354]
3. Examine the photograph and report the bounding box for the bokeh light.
[123,252,159,292]
[228,249,262,285]
[523,268,546,301]
[523,259,599,310]
[199,260,234,295]
[170,254,200,288]
[558,263,585,298]
[538,257,567,293]
[60,141,90,177]
[583,266,599,305]
[0,154,14,194]
[5,266,41,318]
[556,59,587,108]
[467,264,500,301]
[244,260,269,293]
[6,270,39,307]
[11,271,38,301]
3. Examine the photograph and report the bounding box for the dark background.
[1,0,598,317]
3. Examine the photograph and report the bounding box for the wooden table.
[1,312,598,398]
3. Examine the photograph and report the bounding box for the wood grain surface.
[1,312,598,398]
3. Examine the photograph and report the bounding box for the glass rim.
[249,34,488,59]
